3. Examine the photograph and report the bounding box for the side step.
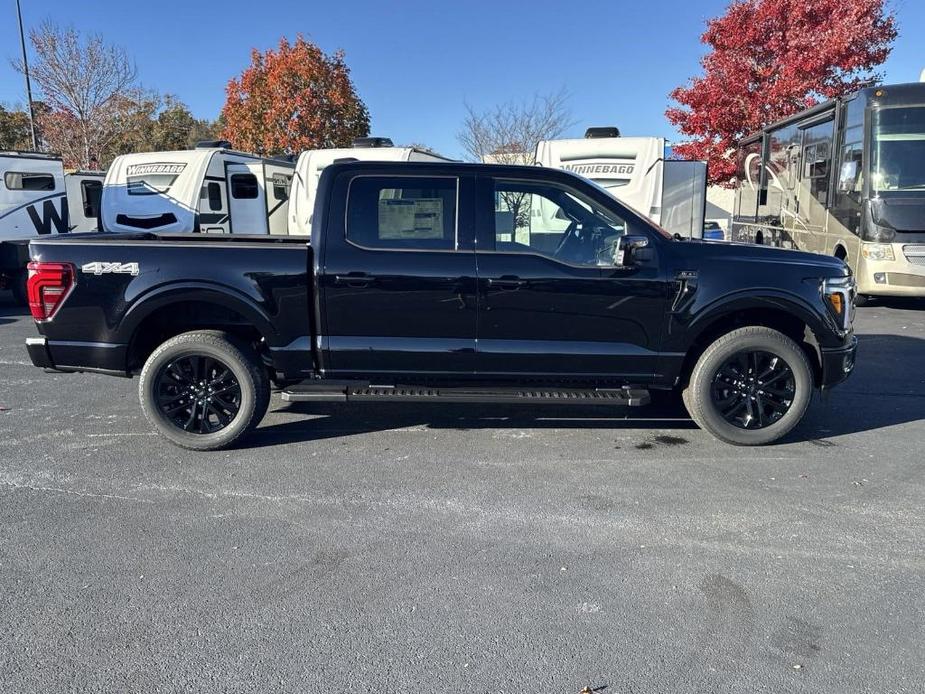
[281,385,650,407]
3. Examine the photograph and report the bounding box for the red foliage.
[221,36,370,155]
[667,0,897,186]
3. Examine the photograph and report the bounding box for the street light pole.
[15,0,38,151]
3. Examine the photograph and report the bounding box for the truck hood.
[681,239,849,276]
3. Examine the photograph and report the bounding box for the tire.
[854,294,873,307]
[139,330,269,451]
[682,326,813,445]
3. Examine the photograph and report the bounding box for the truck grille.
[903,245,925,266]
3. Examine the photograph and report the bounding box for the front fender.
[672,287,841,350]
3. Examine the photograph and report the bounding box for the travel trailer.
[101,142,295,235]
[1,151,104,300]
[534,129,707,239]
[288,138,452,237]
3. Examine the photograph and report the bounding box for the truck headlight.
[861,243,895,261]
[822,277,855,333]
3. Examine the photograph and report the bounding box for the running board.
[280,385,650,407]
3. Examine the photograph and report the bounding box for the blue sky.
[2,0,923,158]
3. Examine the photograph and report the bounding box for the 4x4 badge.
[81,262,139,276]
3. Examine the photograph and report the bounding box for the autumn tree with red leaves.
[667,0,897,186]
[220,36,370,155]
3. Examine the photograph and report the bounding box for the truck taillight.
[27,261,75,321]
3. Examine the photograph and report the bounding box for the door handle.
[487,276,525,290]
[334,273,374,288]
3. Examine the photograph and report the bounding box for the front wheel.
[139,331,270,451]
[682,326,813,445]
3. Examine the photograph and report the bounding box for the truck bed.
[27,232,315,380]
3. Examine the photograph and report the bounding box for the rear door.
[227,163,268,234]
[474,171,670,383]
[318,169,478,377]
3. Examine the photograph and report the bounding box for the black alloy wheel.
[154,354,242,434]
[709,350,795,429]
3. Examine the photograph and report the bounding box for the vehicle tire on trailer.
[682,326,813,446]
[139,330,270,451]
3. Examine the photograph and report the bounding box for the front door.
[474,174,669,383]
[320,171,478,377]
[227,163,268,234]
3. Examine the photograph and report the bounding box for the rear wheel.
[139,331,269,451]
[682,326,813,445]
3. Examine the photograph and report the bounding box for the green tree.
[0,105,33,150]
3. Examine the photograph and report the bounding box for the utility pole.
[15,0,38,151]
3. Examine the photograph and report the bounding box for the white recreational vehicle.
[102,142,295,236]
[534,128,707,239]
[288,138,452,237]
[1,151,104,300]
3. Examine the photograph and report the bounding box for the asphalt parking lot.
[1,291,923,693]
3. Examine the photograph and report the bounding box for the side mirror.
[616,235,650,265]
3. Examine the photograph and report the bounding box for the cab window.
[491,179,626,267]
[346,176,457,251]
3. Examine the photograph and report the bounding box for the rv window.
[272,175,290,201]
[346,176,457,251]
[4,172,55,191]
[127,174,179,195]
[80,180,102,217]
[231,173,259,199]
[206,182,222,211]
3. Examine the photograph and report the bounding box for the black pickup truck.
[23,161,857,448]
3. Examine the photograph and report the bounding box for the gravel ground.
[1,291,923,693]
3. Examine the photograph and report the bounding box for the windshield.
[871,106,925,192]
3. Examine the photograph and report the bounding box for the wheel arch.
[121,284,277,373]
[678,298,825,389]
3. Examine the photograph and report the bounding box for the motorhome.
[534,128,707,239]
[288,138,452,237]
[731,82,925,303]
[1,151,104,300]
[101,142,295,236]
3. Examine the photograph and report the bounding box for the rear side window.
[80,180,103,217]
[5,172,55,191]
[346,176,457,250]
[231,173,259,199]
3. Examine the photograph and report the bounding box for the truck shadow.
[250,333,925,447]
[254,397,698,447]
[0,294,27,325]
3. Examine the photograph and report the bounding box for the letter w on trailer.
[101,142,295,235]
[1,151,103,301]
[534,128,708,239]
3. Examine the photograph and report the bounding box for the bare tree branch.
[457,88,573,164]
[13,21,137,167]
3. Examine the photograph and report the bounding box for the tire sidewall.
[140,338,258,450]
[689,331,813,445]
